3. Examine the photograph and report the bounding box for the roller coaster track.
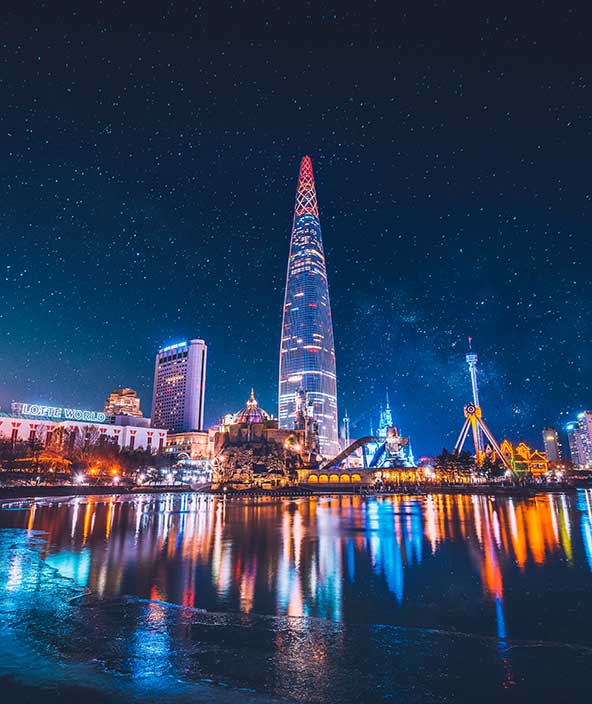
[321,436,379,470]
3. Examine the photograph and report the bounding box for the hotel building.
[151,339,207,433]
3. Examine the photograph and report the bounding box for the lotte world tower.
[278,156,339,457]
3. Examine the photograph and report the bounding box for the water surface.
[1,491,592,702]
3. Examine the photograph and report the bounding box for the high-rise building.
[151,339,207,433]
[566,411,592,468]
[580,411,592,464]
[567,422,583,467]
[542,426,561,463]
[278,156,339,457]
[104,388,143,417]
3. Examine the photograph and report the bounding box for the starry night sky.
[1,1,591,455]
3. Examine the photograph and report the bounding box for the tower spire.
[383,390,393,428]
[294,155,319,219]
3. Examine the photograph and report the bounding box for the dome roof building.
[233,389,271,425]
[212,387,316,488]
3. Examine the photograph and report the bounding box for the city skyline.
[1,149,588,456]
[1,4,590,455]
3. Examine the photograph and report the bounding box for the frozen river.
[1,491,592,702]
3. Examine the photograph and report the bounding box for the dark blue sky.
[1,1,590,455]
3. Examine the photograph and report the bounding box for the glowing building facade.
[567,411,592,468]
[279,156,339,458]
[542,426,561,464]
[3,402,166,453]
[151,339,207,433]
[104,388,143,417]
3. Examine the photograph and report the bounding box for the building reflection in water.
[1,490,589,640]
[131,597,173,684]
[3,489,592,701]
[578,489,592,571]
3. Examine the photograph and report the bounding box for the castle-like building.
[369,393,415,468]
[212,389,319,488]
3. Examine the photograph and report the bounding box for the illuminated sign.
[11,402,107,423]
[161,341,187,352]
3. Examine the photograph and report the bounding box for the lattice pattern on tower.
[294,155,319,218]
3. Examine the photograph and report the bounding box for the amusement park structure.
[465,337,484,453]
[322,393,415,471]
[453,339,512,472]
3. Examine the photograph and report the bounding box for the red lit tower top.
[294,155,319,219]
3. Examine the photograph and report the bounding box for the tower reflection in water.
[3,490,591,634]
[2,491,592,701]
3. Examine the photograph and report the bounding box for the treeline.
[433,448,505,478]
[0,437,171,475]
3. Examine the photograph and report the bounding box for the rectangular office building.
[151,339,207,433]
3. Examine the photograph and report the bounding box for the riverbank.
[0,485,194,500]
[1,481,591,501]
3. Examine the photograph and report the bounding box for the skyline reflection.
[1,490,591,644]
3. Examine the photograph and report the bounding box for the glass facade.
[279,156,339,458]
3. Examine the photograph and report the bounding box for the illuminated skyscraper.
[566,411,592,469]
[151,339,207,433]
[542,426,561,463]
[566,422,583,468]
[279,156,339,457]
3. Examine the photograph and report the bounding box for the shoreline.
[0,481,591,501]
[0,485,193,501]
